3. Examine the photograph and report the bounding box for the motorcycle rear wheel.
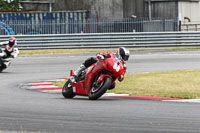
[62,79,75,98]
[88,77,112,100]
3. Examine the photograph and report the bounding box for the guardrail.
[0,32,200,49]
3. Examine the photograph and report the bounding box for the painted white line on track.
[40,89,62,93]
[39,90,130,96]
[28,85,59,89]
[45,79,66,82]
[163,99,200,103]
[103,93,129,97]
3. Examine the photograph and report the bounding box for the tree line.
[0,0,20,12]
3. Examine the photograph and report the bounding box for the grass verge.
[19,49,113,55]
[53,70,200,99]
[19,47,200,55]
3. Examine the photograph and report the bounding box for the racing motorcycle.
[62,54,127,100]
[0,48,12,72]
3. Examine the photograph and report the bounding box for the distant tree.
[0,0,20,11]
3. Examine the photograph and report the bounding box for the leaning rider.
[0,37,19,59]
[73,47,130,82]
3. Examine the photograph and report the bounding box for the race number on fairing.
[113,63,120,72]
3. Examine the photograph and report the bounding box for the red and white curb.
[21,78,200,103]
[23,78,65,94]
[21,78,129,97]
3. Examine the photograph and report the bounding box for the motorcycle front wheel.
[62,79,75,99]
[88,76,112,100]
[0,59,4,72]
[0,66,3,72]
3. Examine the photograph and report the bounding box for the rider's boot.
[74,64,86,81]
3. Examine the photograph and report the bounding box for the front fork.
[96,74,116,90]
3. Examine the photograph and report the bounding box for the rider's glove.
[97,54,104,60]
[123,64,127,72]
[118,74,124,82]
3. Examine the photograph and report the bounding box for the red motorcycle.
[62,54,126,100]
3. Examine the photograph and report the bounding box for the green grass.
[19,47,200,55]
[19,49,113,55]
[53,70,200,99]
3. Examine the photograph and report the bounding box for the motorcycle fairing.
[72,80,88,96]
[71,61,106,96]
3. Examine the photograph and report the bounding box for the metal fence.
[181,23,200,31]
[0,11,87,35]
[0,17,179,35]
[0,32,200,49]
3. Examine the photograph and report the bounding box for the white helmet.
[116,47,130,61]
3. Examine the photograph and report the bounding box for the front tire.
[88,77,112,100]
[62,79,75,99]
[0,66,3,72]
[0,59,3,72]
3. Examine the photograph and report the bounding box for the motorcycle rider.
[74,47,130,82]
[0,37,19,59]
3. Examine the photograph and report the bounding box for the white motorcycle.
[0,48,12,72]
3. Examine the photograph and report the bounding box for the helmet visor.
[9,42,14,47]
[123,55,129,61]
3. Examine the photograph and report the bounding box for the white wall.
[91,0,123,19]
[179,1,200,23]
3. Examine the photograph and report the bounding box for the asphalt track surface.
[1,50,200,133]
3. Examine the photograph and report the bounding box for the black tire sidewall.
[88,77,112,100]
[0,59,4,72]
[0,67,3,72]
[62,79,75,98]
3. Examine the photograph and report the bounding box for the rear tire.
[88,77,112,100]
[62,79,75,99]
